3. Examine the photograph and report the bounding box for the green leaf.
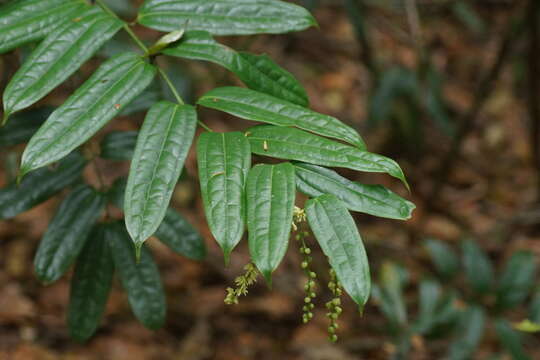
[164,32,309,106]
[34,184,105,284]
[293,162,414,219]
[107,222,166,330]
[99,130,138,160]
[197,132,251,263]
[495,319,531,360]
[496,251,537,310]
[199,87,363,147]
[246,125,408,188]
[19,52,156,177]
[424,238,459,279]
[233,52,308,106]
[461,239,494,295]
[306,194,370,308]
[447,306,485,360]
[246,162,295,283]
[162,30,235,68]
[138,0,317,36]
[414,279,442,335]
[0,107,53,147]
[514,319,540,333]
[372,261,408,327]
[529,289,540,324]
[147,28,186,55]
[155,208,206,261]
[2,7,123,118]
[0,153,85,219]
[107,177,205,260]
[0,0,88,54]
[67,224,114,342]
[124,102,197,251]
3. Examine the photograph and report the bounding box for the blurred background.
[1,0,540,359]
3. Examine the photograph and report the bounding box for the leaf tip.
[1,111,10,126]
[262,270,273,289]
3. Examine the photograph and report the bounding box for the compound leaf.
[0,152,85,219]
[246,125,408,188]
[34,184,105,284]
[294,162,414,219]
[306,194,371,308]
[3,6,123,118]
[197,132,251,263]
[20,52,156,177]
[138,0,316,36]
[107,222,166,330]
[67,224,114,342]
[0,0,88,54]
[125,102,197,251]
[246,162,295,283]
[199,87,364,147]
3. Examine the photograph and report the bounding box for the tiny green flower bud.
[304,297,311,303]
[301,261,308,269]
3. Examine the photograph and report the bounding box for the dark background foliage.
[1,0,540,359]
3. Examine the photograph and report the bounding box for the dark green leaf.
[138,0,317,35]
[67,224,114,342]
[414,279,441,335]
[106,177,204,260]
[246,125,408,188]
[155,208,206,260]
[294,162,414,219]
[0,107,53,147]
[99,130,138,161]
[447,306,485,360]
[246,162,295,283]
[0,0,88,54]
[124,102,197,251]
[424,238,459,279]
[461,239,494,295]
[0,152,86,219]
[164,32,308,106]
[199,87,363,147]
[372,261,408,327]
[306,194,370,308]
[20,52,156,177]
[197,132,251,263]
[3,7,123,118]
[529,289,540,324]
[34,184,105,284]
[496,251,537,310]
[107,222,166,330]
[495,319,531,360]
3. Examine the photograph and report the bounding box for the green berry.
[304,297,311,303]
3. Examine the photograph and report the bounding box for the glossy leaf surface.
[199,87,363,146]
[294,162,414,219]
[246,125,408,188]
[3,7,123,117]
[306,194,370,307]
[124,102,197,250]
[0,153,85,219]
[164,32,308,106]
[67,225,114,342]
[107,222,166,330]
[99,130,138,160]
[246,162,295,283]
[155,208,206,260]
[197,132,251,262]
[20,52,156,177]
[138,0,317,35]
[0,0,87,54]
[34,185,105,284]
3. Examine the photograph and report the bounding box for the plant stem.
[94,0,213,131]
